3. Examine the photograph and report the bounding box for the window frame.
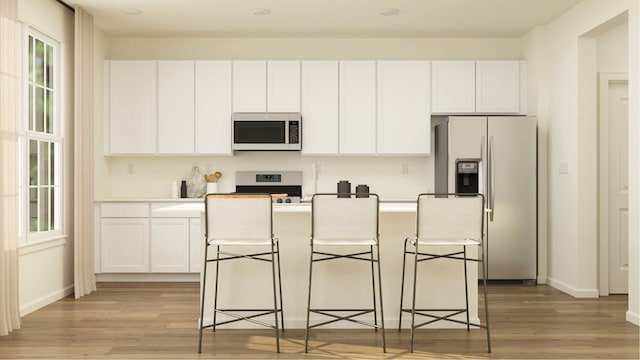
[19,25,64,243]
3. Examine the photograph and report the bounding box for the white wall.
[523,0,638,324]
[107,37,522,60]
[597,22,629,72]
[17,0,74,315]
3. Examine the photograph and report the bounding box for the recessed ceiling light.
[252,8,271,16]
[121,8,143,15]
[381,8,399,16]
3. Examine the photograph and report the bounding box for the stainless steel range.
[235,171,302,203]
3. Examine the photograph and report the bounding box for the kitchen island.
[95,200,481,329]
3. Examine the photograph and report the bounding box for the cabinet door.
[233,61,266,112]
[339,61,376,154]
[301,61,339,155]
[101,218,150,272]
[377,61,431,155]
[475,61,521,114]
[189,218,203,273]
[158,61,195,154]
[431,61,476,114]
[107,61,157,154]
[151,218,190,273]
[267,61,300,112]
[195,61,233,155]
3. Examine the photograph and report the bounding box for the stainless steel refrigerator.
[434,116,537,281]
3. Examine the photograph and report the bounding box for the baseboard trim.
[20,284,74,316]
[626,311,640,326]
[96,273,200,282]
[547,277,599,298]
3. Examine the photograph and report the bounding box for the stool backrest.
[417,194,484,242]
[205,194,272,242]
[311,193,379,242]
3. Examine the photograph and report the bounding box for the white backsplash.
[99,152,434,200]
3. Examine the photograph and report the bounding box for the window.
[20,29,62,241]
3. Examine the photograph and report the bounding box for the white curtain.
[0,0,21,336]
[73,6,96,298]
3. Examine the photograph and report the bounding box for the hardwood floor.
[0,283,637,359]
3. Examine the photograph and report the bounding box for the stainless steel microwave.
[232,112,301,151]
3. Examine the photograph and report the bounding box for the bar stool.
[198,193,284,353]
[304,193,386,352]
[398,193,491,352]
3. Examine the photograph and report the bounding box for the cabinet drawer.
[101,203,149,217]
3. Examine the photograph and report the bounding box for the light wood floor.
[0,282,637,359]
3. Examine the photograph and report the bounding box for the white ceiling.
[63,0,583,38]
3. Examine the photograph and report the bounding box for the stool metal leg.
[276,240,284,332]
[481,242,492,353]
[370,245,378,330]
[197,240,210,353]
[375,242,387,352]
[304,243,314,353]
[270,241,280,353]
[463,246,470,331]
[398,238,409,331]
[212,245,220,332]
[409,241,419,353]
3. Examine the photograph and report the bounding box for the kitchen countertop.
[96,198,418,214]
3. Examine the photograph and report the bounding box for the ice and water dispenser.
[455,159,480,195]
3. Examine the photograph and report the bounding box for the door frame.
[598,72,628,296]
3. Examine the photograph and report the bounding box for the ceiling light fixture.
[381,8,399,16]
[121,8,143,15]
[252,8,271,16]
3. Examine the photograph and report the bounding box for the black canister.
[355,184,370,198]
[180,180,188,198]
[337,180,351,198]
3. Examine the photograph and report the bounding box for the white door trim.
[598,72,628,296]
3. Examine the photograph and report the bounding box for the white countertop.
[149,201,417,216]
[97,198,417,216]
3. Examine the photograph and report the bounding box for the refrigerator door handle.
[481,135,487,197]
[489,135,495,221]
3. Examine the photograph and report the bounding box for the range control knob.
[285,198,292,203]
[276,198,283,203]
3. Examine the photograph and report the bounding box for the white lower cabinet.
[100,203,150,273]
[101,218,150,273]
[151,218,190,273]
[98,202,204,275]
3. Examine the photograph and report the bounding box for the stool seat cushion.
[312,238,377,246]
[208,238,274,246]
[411,237,480,246]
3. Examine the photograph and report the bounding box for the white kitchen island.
[156,200,481,330]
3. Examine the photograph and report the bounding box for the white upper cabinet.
[431,60,525,114]
[301,61,339,155]
[377,61,431,155]
[195,61,233,155]
[339,61,377,155]
[267,61,301,112]
[106,61,157,154]
[431,61,476,114]
[157,61,195,154]
[233,61,267,112]
[475,60,523,114]
[233,61,301,113]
